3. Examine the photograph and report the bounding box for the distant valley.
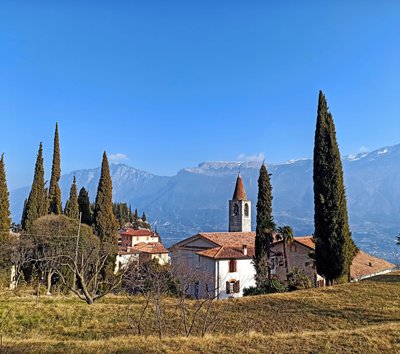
[10,144,400,262]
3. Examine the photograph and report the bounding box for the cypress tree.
[133,208,139,229]
[141,212,147,222]
[78,187,93,226]
[93,152,118,245]
[0,154,11,236]
[129,205,133,223]
[48,123,62,214]
[64,176,79,220]
[22,143,47,231]
[254,163,274,287]
[313,91,357,284]
[21,198,28,226]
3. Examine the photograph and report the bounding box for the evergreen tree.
[129,205,133,223]
[93,152,118,245]
[254,163,274,287]
[141,212,147,222]
[48,123,62,214]
[22,143,47,231]
[64,176,79,220]
[313,91,356,284]
[133,208,139,229]
[21,198,28,226]
[0,154,11,236]
[78,187,93,226]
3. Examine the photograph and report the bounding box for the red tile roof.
[350,251,396,280]
[232,174,247,200]
[131,242,169,254]
[119,228,154,237]
[197,246,255,259]
[293,236,315,249]
[197,232,255,247]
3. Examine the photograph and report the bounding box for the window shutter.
[226,281,230,294]
[233,260,237,272]
[234,280,240,293]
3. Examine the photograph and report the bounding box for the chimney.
[243,244,248,256]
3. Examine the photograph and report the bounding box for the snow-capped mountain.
[10,144,400,262]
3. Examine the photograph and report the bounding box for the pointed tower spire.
[232,173,247,201]
[229,174,251,232]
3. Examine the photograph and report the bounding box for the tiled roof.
[293,236,315,249]
[232,174,247,200]
[119,228,154,237]
[197,246,255,259]
[131,242,169,254]
[197,232,256,247]
[286,236,396,279]
[350,251,396,280]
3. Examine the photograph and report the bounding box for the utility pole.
[72,212,82,291]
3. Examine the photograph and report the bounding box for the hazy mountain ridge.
[10,144,400,262]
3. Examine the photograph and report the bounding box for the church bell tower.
[229,174,251,232]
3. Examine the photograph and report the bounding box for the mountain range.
[10,144,400,262]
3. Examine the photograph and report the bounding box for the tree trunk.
[283,241,289,281]
[46,271,53,295]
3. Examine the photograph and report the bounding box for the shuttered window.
[229,260,237,273]
[226,280,240,294]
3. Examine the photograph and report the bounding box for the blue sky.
[1,1,400,190]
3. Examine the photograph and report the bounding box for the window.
[229,260,237,273]
[290,244,297,253]
[226,280,240,294]
[244,203,249,217]
[194,281,199,299]
[233,203,239,216]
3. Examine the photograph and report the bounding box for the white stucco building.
[171,174,256,299]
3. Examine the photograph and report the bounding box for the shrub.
[286,268,312,291]
[243,279,286,296]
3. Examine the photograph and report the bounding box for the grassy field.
[0,272,399,353]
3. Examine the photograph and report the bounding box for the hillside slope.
[1,272,399,353]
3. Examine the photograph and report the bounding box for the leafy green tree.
[64,176,79,220]
[27,214,98,296]
[313,91,357,284]
[0,154,11,236]
[93,152,118,245]
[48,123,62,215]
[254,163,274,287]
[78,187,93,226]
[22,143,47,231]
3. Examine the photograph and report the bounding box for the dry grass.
[0,271,399,353]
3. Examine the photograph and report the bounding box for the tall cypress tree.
[0,154,11,236]
[78,187,93,226]
[22,143,47,231]
[64,176,79,220]
[93,152,118,245]
[313,91,356,284]
[48,123,62,215]
[254,163,274,287]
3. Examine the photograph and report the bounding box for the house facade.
[116,228,168,271]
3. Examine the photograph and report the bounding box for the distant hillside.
[10,144,400,261]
